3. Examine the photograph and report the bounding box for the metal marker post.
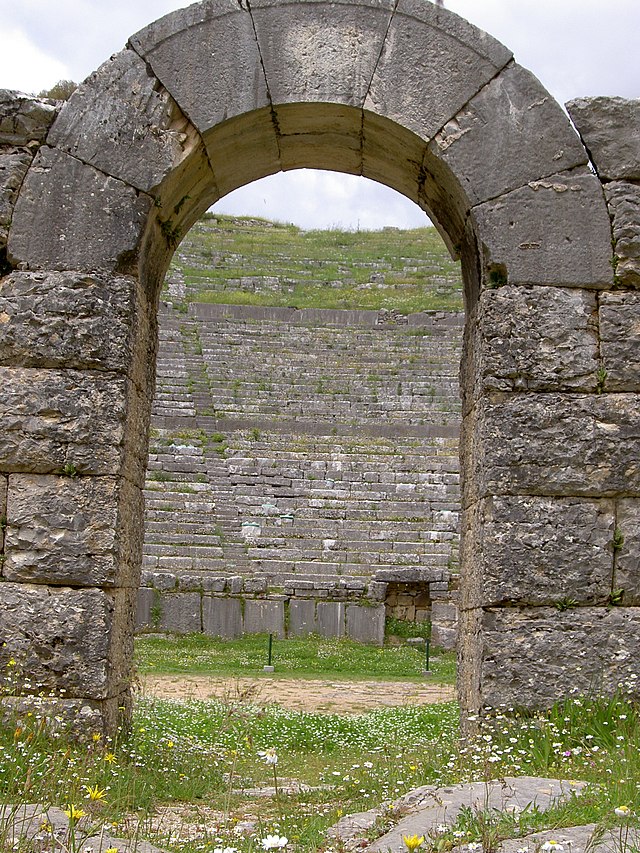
[264,633,275,673]
[423,638,432,675]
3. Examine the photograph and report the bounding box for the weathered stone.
[252,0,394,108]
[135,587,156,630]
[4,474,142,587]
[0,475,6,554]
[0,150,32,247]
[158,592,201,633]
[0,271,137,371]
[316,601,346,638]
[366,0,511,142]
[615,499,640,606]
[466,393,640,501]
[461,496,614,608]
[466,285,599,404]
[0,583,120,699]
[431,63,587,206]
[0,90,58,146]
[275,103,361,175]
[8,146,151,273]
[566,97,640,181]
[129,0,268,133]
[605,182,640,286]
[243,599,285,637]
[480,606,640,709]
[346,604,385,645]
[288,599,316,637]
[471,169,613,288]
[202,596,242,638]
[0,367,144,481]
[600,290,640,389]
[48,49,199,195]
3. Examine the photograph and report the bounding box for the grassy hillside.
[163,214,464,313]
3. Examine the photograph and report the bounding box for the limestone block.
[431,63,587,207]
[158,592,201,633]
[366,0,511,142]
[471,169,613,289]
[243,599,285,637]
[480,606,640,709]
[252,0,394,107]
[467,285,598,401]
[430,625,457,651]
[467,392,640,500]
[0,475,6,554]
[135,588,156,630]
[0,90,58,146]
[615,499,640,605]
[346,604,385,645]
[0,150,32,247]
[0,367,137,478]
[202,596,242,638]
[0,271,136,372]
[600,291,640,389]
[129,0,268,133]
[4,474,142,587]
[316,601,346,638]
[361,111,427,209]
[566,97,640,181]
[8,146,151,273]
[461,496,614,609]
[0,583,117,699]
[48,49,200,195]
[605,182,640,286]
[288,599,316,637]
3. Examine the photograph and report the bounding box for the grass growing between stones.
[1,656,639,852]
[134,633,457,684]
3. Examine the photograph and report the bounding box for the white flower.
[214,848,238,853]
[467,843,482,851]
[436,825,448,834]
[258,747,278,766]
[615,805,632,817]
[541,841,564,852]
[261,834,288,849]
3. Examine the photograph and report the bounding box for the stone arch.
[1,0,635,733]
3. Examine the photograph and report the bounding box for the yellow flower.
[103,752,116,763]
[39,820,53,833]
[166,740,174,749]
[403,835,425,851]
[92,732,102,743]
[105,848,119,853]
[7,658,16,667]
[84,784,107,801]
[63,805,86,822]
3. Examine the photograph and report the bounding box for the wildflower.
[258,747,278,766]
[7,659,16,667]
[615,805,632,817]
[403,834,425,851]
[468,844,482,851]
[84,784,107,801]
[103,752,116,763]
[214,848,238,853]
[261,834,288,849]
[92,733,102,743]
[64,805,86,822]
[105,848,119,853]
[541,842,564,852]
[166,740,174,749]
[436,825,448,834]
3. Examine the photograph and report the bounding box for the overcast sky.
[2,1,638,230]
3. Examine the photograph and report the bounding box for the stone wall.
[139,302,463,645]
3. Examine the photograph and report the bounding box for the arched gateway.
[1,0,638,734]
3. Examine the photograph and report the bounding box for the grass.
[134,633,457,684]
[164,214,463,313]
[1,642,639,853]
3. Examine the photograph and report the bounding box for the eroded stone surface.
[615,499,640,606]
[48,49,199,195]
[472,169,613,288]
[0,271,136,371]
[605,181,640,286]
[366,0,511,141]
[4,474,143,587]
[466,285,599,402]
[432,62,587,206]
[8,146,151,273]
[567,96,640,181]
[0,150,32,248]
[461,496,614,608]
[600,290,640,389]
[480,606,640,708]
[466,393,640,500]
[0,90,58,146]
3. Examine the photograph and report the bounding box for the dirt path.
[140,674,455,713]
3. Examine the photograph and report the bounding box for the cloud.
[0,25,71,94]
